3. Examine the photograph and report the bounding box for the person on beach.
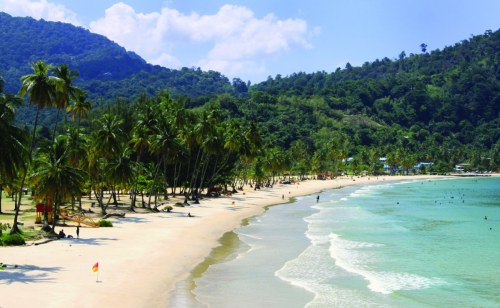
[76,225,80,239]
[58,229,66,239]
[316,195,320,203]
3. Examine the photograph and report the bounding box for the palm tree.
[263,146,286,184]
[93,113,125,160]
[0,80,27,182]
[63,126,89,210]
[67,91,92,136]
[0,78,28,213]
[149,115,177,206]
[31,136,85,232]
[52,64,82,140]
[64,126,88,168]
[105,147,134,209]
[130,122,150,209]
[91,113,125,213]
[12,61,63,234]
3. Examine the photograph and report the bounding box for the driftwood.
[34,238,57,246]
[102,213,126,219]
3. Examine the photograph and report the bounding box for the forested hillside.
[0,11,498,175]
[0,12,233,100]
[241,29,499,172]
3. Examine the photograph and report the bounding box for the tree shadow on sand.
[0,264,62,284]
[65,237,118,246]
[111,216,149,225]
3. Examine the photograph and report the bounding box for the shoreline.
[0,175,456,307]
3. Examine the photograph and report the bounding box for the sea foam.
[329,233,445,294]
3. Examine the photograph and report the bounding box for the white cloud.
[89,3,313,79]
[0,0,315,81]
[150,52,181,68]
[0,0,80,25]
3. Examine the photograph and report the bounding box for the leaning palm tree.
[12,61,63,234]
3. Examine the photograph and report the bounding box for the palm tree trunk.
[162,152,169,200]
[171,163,178,196]
[188,147,205,198]
[0,183,3,213]
[188,148,202,198]
[147,155,162,209]
[52,108,61,142]
[11,107,40,234]
[51,193,59,234]
[131,151,142,209]
[172,162,182,197]
[197,154,211,197]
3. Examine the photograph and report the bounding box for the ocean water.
[168,177,500,307]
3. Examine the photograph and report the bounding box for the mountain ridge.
[0,12,233,99]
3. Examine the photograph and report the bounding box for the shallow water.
[169,177,500,307]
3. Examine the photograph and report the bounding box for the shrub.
[2,234,26,246]
[98,220,113,227]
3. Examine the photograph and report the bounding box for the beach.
[0,175,451,307]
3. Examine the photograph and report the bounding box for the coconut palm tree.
[263,146,286,184]
[52,64,82,140]
[0,80,27,182]
[0,78,28,213]
[93,113,125,159]
[149,114,177,206]
[63,126,89,210]
[12,60,63,234]
[90,112,126,212]
[105,147,133,209]
[65,92,91,188]
[67,91,92,136]
[31,136,85,232]
[130,123,150,209]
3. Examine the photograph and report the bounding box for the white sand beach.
[0,175,447,308]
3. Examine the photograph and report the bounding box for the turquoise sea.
[169,177,500,307]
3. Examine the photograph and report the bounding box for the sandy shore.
[0,175,448,307]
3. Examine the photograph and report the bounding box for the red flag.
[92,262,99,272]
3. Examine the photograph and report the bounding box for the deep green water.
[169,177,500,307]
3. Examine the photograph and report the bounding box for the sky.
[1,0,499,83]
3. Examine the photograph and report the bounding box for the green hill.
[0,11,498,172]
[0,12,233,100]
[243,29,499,170]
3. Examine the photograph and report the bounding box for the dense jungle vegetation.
[0,13,498,235]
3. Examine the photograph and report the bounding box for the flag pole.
[92,262,99,282]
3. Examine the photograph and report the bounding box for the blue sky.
[1,0,499,83]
